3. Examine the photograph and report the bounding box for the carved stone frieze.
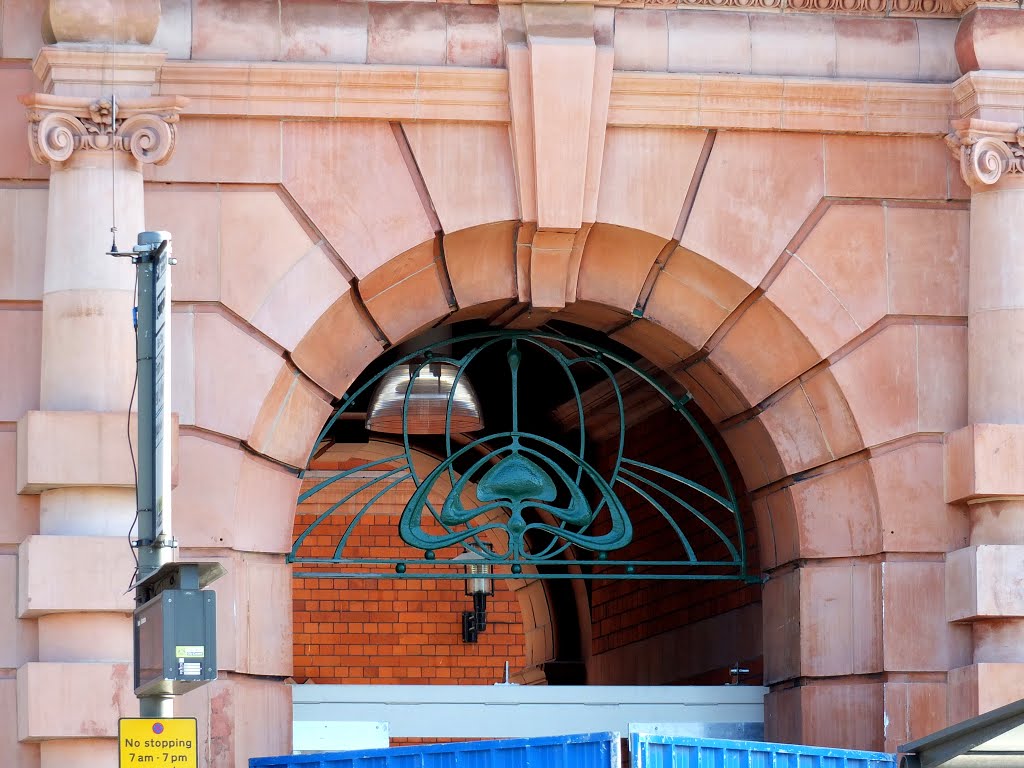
[611,0,998,14]
[947,119,1024,189]
[21,94,187,168]
[889,0,962,14]
[787,0,885,12]
[676,0,782,9]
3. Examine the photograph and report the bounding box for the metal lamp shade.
[463,561,493,596]
[365,362,484,435]
[453,550,494,596]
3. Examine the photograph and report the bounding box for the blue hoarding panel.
[250,732,621,768]
[630,733,897,768]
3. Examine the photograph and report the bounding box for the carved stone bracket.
[21,94,188,168]
[947,118,1024,189]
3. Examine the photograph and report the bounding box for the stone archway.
[14,2,1023,765]
[151,114,971,761]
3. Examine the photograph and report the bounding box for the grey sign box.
[134,588,217,696]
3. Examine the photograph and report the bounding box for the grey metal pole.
[134,230,176,719]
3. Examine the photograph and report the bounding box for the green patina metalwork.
[291,330,753,582]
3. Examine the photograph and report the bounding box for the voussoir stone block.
[17,661,135,741]
[764,562,882,685]
[402,122,519,234]
[16,410,179,494]
[18,535,134,617]
[945,423,1024,503]
[173,436,299,553]
[248,365,333,469]
[946,544,1024,622]
[181,552,292,676]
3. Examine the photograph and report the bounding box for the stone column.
[944,118,1024,721]
[15,43,185,768]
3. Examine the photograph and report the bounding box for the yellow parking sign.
[119,718,198,767]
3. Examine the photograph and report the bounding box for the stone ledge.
[946,544,1024,621]
[16,410,178,495]
[154,59,956,136]
[16,661,134,741]
[609,74,953,134]
[155,62,511,123]
[944,423,1024,503]
[33,46,166,99]
[18,536,134,618]
[954,71,1024,125]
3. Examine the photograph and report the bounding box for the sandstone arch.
[153,118,971,754]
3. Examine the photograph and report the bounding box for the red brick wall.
[292,467,528,685]
[292,399,762,687]
[588,405,763,685]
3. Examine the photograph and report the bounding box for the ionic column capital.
[21,94,188,169]
[946,118,1024,190]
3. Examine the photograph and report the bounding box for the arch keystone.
[505,4,613,313]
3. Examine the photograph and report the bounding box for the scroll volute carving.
[21,94,188,169]
[947,119,1024,189]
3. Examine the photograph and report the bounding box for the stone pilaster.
[944,118,1024,722]
[16,46,186,765]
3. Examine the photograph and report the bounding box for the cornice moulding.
[510,0,1014,16]
[608,73,953,134]
[155,0,1022,18]
[150,61,957,136]
[33,46,167,97]
[954,70,1024,124]
[154,62,511,123]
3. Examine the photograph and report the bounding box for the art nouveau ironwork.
[291,330,751,582]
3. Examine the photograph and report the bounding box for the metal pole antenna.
[133,230,176,718]
[117,230,217,768]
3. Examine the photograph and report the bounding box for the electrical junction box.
[134,588,217,696]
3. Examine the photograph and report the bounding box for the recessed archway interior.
[290,318,762,688]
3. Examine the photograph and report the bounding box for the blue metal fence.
[252,730,899,768]
[250,732,621,768]
[630,733,897,768]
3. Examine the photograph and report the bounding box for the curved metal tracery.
[291,330,751,582]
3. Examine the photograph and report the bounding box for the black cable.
[103,66,137,591]
[127,263,140,590]
[111,94,118,252]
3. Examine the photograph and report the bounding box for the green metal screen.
[291,330,752,582]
